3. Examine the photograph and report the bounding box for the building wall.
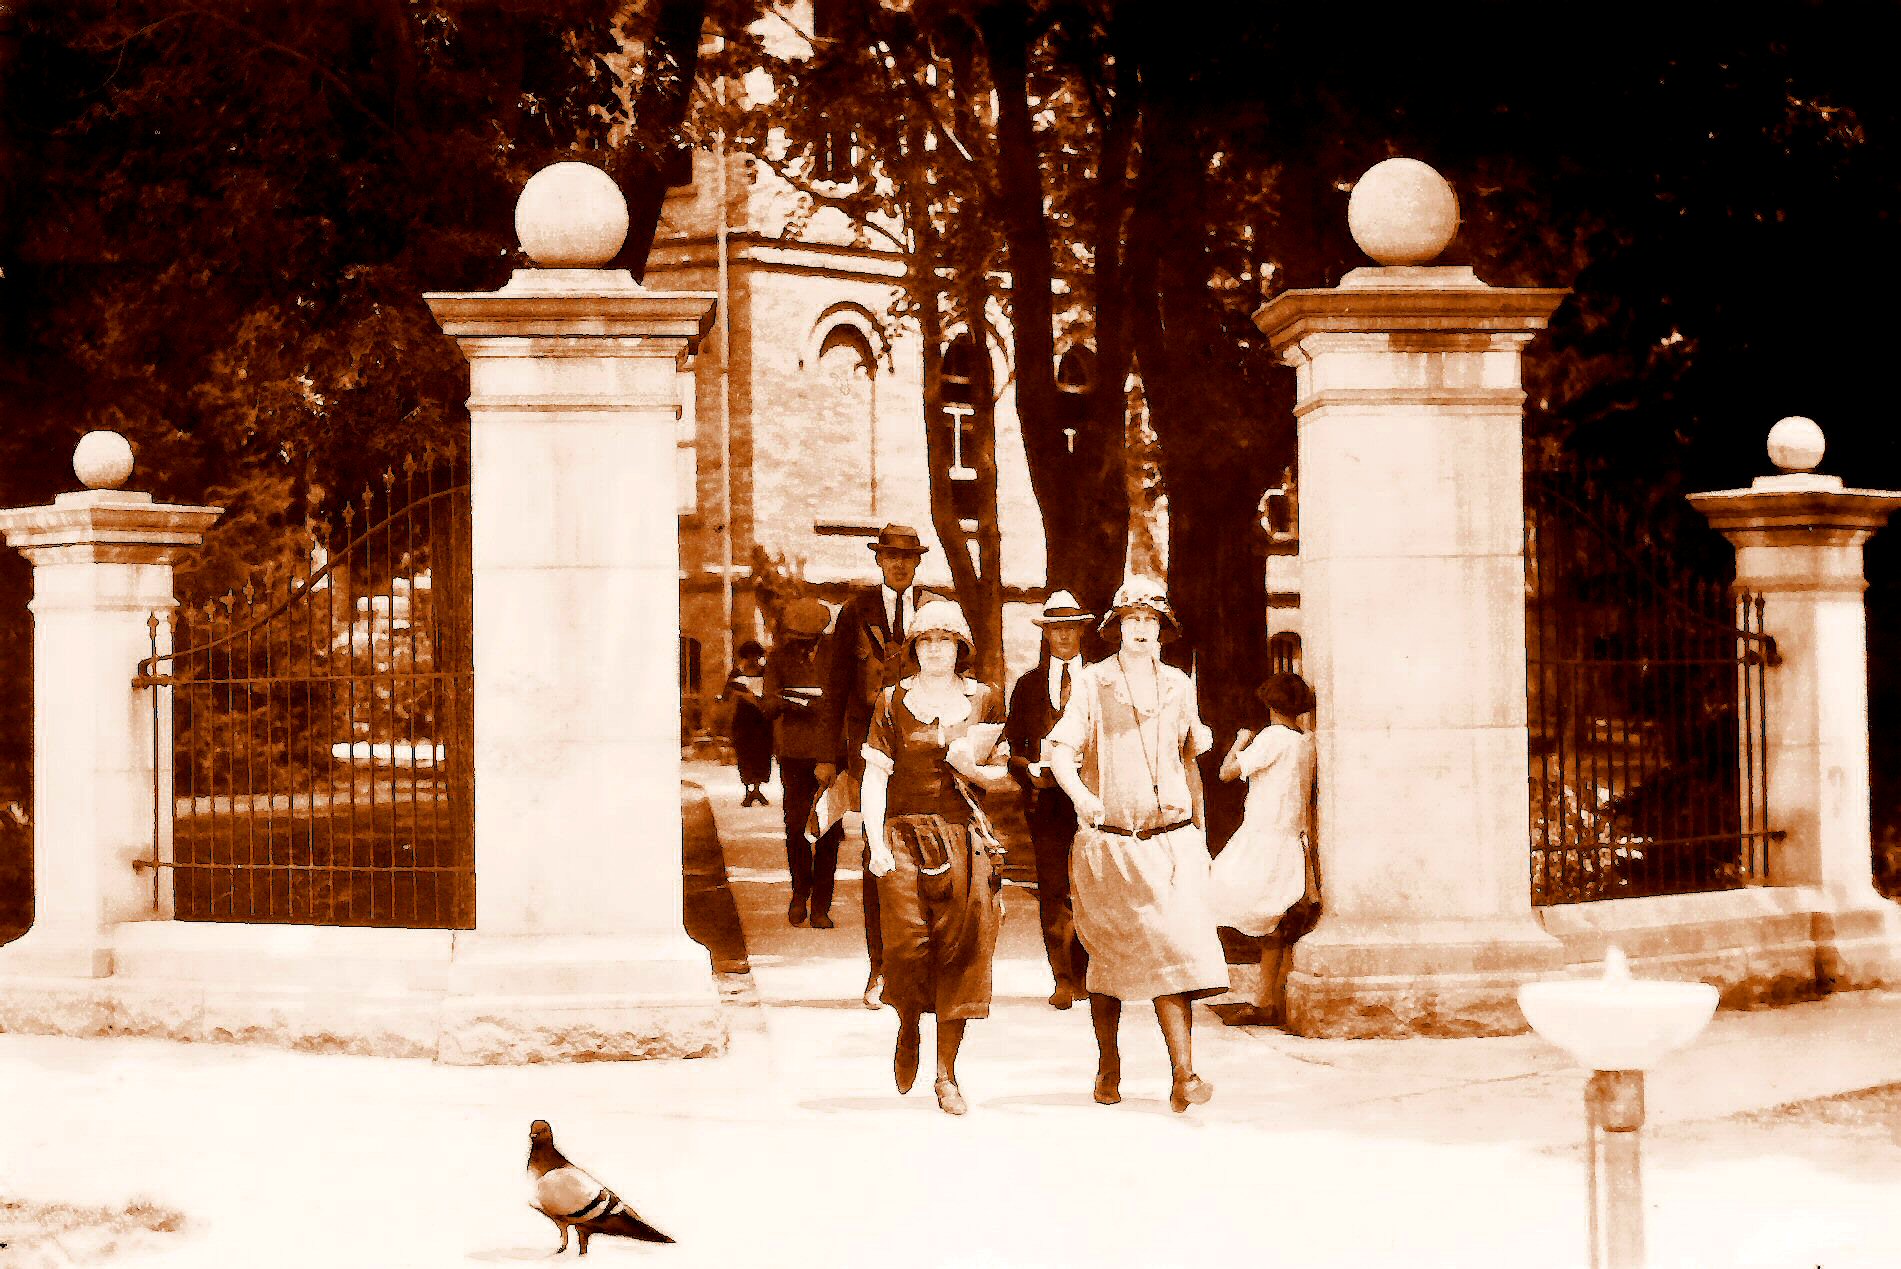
[651,147,1051,719]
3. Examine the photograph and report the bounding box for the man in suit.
[1004,590,1094,1009]
[821,523,935,1009]
[762,597,844,929]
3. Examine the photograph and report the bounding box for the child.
[722,641,774,807]
[1211,671,1318,1026]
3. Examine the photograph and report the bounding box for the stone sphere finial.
[1347,157,1461,266]
[514,161,629,268]
[1767,416,1826,473]
[73,429,135,490]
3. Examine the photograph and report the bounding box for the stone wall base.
[1539,885,1901,1008]
[1285,916,1567,1039]
[0,923,727,1064]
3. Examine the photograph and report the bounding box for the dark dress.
[862,677,1006,1019]
[723,671,774,787]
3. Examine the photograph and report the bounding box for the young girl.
[1211,671,1318,1026]
[722,641,774,807]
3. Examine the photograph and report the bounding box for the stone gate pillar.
[1254,159,1569,1036]
[1690,417,1901,989]
[0,433,220,978]
[426,162,722,1062]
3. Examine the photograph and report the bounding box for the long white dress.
[1208,724,1314,937]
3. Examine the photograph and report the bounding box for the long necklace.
[1115,654,1164,813]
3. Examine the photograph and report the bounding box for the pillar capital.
[425,271,715,357]
[0,490,223,566]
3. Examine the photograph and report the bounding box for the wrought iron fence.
[134,454,474,928]
[1526,467,1780,905]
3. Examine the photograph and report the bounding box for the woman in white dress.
[1212,672,1318,1026]
[1047,576,1229,1113]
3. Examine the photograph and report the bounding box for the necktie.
[890,592,905,642]
[1059,660,1072,712]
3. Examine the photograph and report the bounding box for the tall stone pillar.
[426,162,723,1063]
[1690,417,1901,989]
[1254,159,1569,1036]
[0,433,220,978]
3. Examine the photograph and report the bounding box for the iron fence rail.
[134,454,474,929]
[1526,469,1781,906]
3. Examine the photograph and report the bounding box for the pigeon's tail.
[595,1209,674,1245]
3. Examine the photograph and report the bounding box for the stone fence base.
[1536,886,1901,1007]
[0,923,726,1064]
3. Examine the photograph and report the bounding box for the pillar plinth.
[1690,460,1901,990]
[1256,263,1569,1037]
[426,264,723,1062]
[0,486,221,978]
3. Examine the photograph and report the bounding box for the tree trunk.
[978,2,1127,630]
[622,0,707,277]
[1124,59,1290,851]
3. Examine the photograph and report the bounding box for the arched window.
[817,324,881,514]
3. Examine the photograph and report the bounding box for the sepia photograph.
[2,1,1900,1265]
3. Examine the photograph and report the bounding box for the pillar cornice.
[425,271,715,352]
[1254,273,1568,353]
[0,490,223,560]
[1688,480,1901,542]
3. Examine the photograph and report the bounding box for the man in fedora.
[822,523,937,1008]
[1004,590,1094,1009]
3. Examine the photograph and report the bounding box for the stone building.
[645,108,1053,720]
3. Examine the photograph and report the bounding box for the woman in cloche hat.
[857,597,1009,1115]
[1046,575,1229,1113]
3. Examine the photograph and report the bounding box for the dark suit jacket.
[827,584,936,769]
[1005,656,1078,821]
[762,634,835,762]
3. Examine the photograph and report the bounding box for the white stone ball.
[73,429,135,490]
[514,162,629,268]
[1347,157,1461,266]
[1767,415,1826,473]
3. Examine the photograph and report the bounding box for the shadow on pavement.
[682,781,750,976]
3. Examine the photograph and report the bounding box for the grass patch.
[0,1197,185,1266]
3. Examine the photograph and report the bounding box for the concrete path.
[0,762,1898,1267]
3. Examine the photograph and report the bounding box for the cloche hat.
[905,596,974,652]
[1098,575,1179,639]
[1032,590,1094,627]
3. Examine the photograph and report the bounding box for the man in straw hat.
[822,523,938,1009]
[1004,589,1095,1009]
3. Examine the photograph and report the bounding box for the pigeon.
[527,1119,674,1255]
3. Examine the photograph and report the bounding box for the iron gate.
[1526,466,1780,906]
[134,454,474,928]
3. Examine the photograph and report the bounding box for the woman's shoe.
[1169,1073,1214,1114]
[895,1018,921,1094]
[934,1078,967,1116]
[1092,1069,1121,1106]
[809,910,835,929]
[787,896,808,926]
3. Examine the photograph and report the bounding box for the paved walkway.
[1,763,1899,1266]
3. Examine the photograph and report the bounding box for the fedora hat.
[866,523,930,556]
[1098,574,1180,639]
[1032,590,1094,627]
[779,597,832,640]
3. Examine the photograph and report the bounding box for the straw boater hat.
[1032,590,1094,627]
[866,524,930,556]
[904,595,974,652]
[1098,575,1180,640]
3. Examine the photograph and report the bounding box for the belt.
[1096,819,1194,840]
